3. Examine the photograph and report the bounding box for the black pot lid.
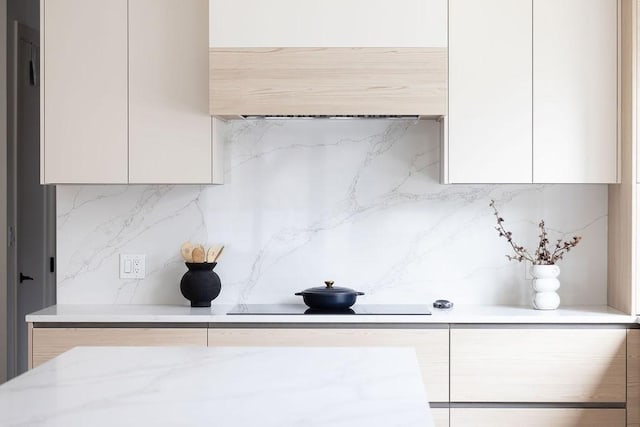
[297,281,364,296]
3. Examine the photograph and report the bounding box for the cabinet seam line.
[531,0,534,184]
[126,0,130,183]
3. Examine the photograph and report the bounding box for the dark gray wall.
[5,0,38,381]
[0,0,7,386]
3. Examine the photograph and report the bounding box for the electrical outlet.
[120,254,146,279]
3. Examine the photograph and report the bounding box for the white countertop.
[26,304,637,324]
[0,346,433,427]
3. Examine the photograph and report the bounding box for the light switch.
[120,254,146,279]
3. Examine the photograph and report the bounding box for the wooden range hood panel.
[209,47,448,117]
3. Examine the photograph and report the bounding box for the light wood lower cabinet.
[30,327,207,368]
[29,324,630,427]
[450,328,627,403]
[207,328,449,403]
[450,408,625,427]
[430,408,449,427]
[629,329,640,427]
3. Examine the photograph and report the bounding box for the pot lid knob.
[324,280,335,289]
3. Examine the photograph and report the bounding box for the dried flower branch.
[489,200,582,265]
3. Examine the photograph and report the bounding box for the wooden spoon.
[206,246,217,263]
[213,245,225,262]
[180,242,194,262]
[192,245,206,263]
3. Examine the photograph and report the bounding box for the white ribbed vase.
[530,264,560,310]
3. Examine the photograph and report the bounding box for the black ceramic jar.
[180,262,221,307]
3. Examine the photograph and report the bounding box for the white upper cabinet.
[42,0,221,184]
[129,0,214,184]
[447,0,533,183]
[533,0,619,183]
[447,0,619,184]
[42,0,128,184]
[209,0,447,48]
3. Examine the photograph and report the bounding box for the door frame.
[6,21,56,379]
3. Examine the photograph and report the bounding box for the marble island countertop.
[26,304,637,324]
[0,346,433,427]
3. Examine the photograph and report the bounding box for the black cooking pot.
[304,308,356,315]
[295,281,364,310]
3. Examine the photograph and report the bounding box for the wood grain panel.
[209,47,447,116]
[32,328,207,367]
[629,329,640,427]
[450,329,626,402]
[450,408,625,427]
[208,328,449,402]
[608,0,636,315]
[431,408,449,427]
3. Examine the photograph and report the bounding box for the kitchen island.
[0,346,433,427]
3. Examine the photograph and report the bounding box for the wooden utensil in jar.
[180,242,194,262]
[191,245,206,263]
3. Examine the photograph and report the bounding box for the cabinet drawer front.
[450,329,626,402]
[32,328,207,367]
[208,328,449,402]
[450,408,625,427]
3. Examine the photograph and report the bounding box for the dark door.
[10,23,56,376]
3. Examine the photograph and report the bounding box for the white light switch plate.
[120,254,146,279]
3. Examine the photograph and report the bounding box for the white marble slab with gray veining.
[56,120,608,307]
[0,346,433,427]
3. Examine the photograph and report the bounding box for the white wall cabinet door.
[129,0,215,184]
[209,0,447,48]
[533,0,618,183]
[42,0,128,184]
[447,0,533,183]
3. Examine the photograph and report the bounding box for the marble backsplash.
[56,120,608,306]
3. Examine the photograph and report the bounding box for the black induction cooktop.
[227,304,432,315]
